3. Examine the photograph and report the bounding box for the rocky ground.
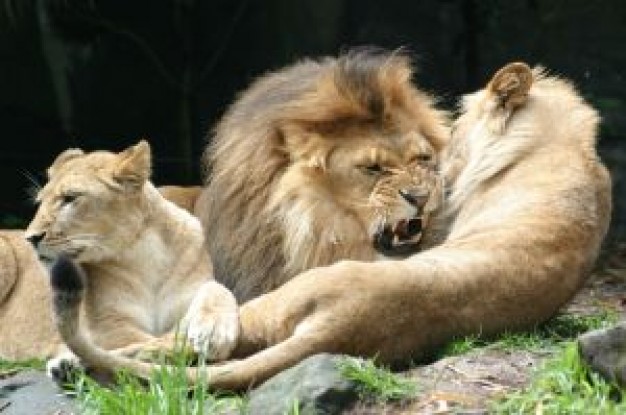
[1,251,624,415]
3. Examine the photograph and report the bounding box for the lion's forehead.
[346,140,434,165]
[39,168,111,203]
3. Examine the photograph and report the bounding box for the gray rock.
[578,321,626,385]
[247,354,360,415]
[0,370,79,415]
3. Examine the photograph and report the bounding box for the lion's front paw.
[47,351,83,385]
[186,311,239,361]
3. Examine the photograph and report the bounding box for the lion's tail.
[50,256,158,379]
[50,255,310,390]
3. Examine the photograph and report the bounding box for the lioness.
[24,141,239,380]
[49,61,610,390]
[0,185,208,361]
[157,185,202,214]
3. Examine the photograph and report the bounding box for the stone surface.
[578,320,626,385]
[0,370,78,415]
[247,354,360,415]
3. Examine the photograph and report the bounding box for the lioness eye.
[415,154,432,162]
[367,164,383,173]
[61,193,80,205]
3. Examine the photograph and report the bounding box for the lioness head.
[201,49,449,300]
[25,141,151,264]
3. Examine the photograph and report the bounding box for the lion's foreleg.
[191,328,336,390]
[180,280,239,361]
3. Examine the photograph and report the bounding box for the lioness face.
[25,142,150,265]
[275,121,443,257]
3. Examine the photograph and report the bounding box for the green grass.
[72,368,246,415]
[433,309,623,414]
[436,309,624,413]
[2,310,617,413]
[441,309,619,357]
[65,340,247,415]
[0,358,45,374]
[339,357,417,402]
[493,342,626,414]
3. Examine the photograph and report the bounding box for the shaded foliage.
[0,0,624,238]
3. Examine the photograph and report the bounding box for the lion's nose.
[399,189,428,207]
[25,232,46,248]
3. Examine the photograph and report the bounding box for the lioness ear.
[485,62,533,134]
[113,140,152,189]
[47,148,84,178]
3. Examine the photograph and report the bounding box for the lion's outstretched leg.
[49,254,335,389]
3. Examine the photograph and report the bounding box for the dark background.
[0,0,625,246]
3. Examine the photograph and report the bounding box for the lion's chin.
[372,218,423,257]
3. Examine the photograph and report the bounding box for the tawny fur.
[0,231,62,359]
[52,62,611,390]
[0,185,219,360]
[24,142,239,378]
[198,50,449,301]
[157,185,202,214]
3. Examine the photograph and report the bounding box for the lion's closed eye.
[358,163,393,177]
[59,192,83,206]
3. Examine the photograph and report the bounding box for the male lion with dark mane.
[49,58,610,392]
[197,49,449,301]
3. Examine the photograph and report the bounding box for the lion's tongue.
[394,218,422,242]
[394,220,409,239]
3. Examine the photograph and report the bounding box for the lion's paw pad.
[186,312,239,361]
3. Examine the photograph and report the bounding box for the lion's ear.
[47,148,84,178]
[113,140,152,189]
[280,124,329,167]
[485,62,533,134]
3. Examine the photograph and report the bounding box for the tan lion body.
[23,143,239,379]
[51,61,610,390]
[0,185,216,361]
[0,231,61,359]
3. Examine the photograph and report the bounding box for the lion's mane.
[199,50,448,301]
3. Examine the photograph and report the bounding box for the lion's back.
[0,230,61,360]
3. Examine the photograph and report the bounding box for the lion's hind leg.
[197,325,337,390]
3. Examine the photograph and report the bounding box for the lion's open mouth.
[373,217,423,257]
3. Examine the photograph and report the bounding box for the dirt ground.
[347,246,626,415]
